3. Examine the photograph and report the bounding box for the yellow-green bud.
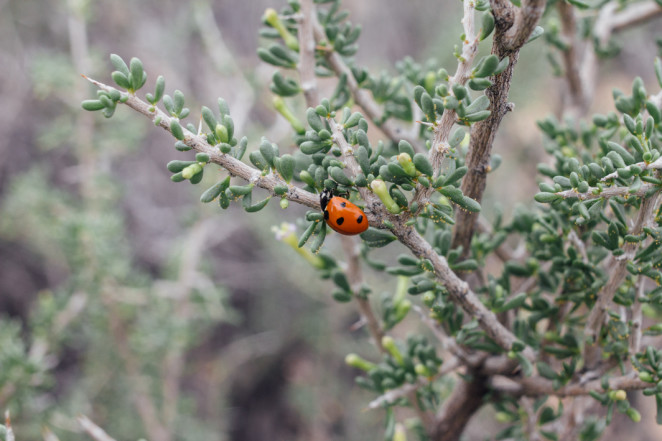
[370,179,401,214]
[381,336,405,365]
[609,390,627,401]
[415,363,432,377]
[264,8,300,51]
[345,353,377,372]
[273,96,305,134]
[215,124,229,143]
[181,163,203,180]
[639,371,655,383]
[272,223,324,268]
[423,71,436,94]
[393,424,407,441]
[280,198,289,209]
[495,412,512,423]
[397,153,418,177]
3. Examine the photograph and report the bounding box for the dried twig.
[5,411,14,441]
[77,416,119,441]
[630,278,644,355]
[452,0,546,256]
[557,0,586,115]
[298,0,319,107]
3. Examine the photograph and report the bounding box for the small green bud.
[264,8,300,51]
[370,179,401,214]
[345,353,377,372]
[381,336,405,365]
[280,198,289,209]
[397,153,418,176]
[215,124,229,143]
[639,371,655,383]
[181,163,203,180]
[273,96,305,134]
[609,390,627,401]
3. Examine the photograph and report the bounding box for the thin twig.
[392,222,536,360]
[579,1,662,112]
[84,76,320,211]
[609,1,662,33]
[522,397,543,441]
[554,182,657,201]
[311,16,422,151]
[5,411,14,441]
[298,0,319,107]
[410,0,482,210]
[601,155,662,181]
[630,278,645,355]
[413,305,474,364]
[106,300,170,441]
[557,0,586,115]
[77,416,119,441]
[491,371,646,397]
[477,217,518,262]
[584,191,661,364]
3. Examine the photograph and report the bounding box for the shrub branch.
[83,76,321,211]
[452,0,546,256]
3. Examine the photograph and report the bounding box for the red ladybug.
[320,189,369,235]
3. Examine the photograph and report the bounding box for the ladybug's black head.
[320,189,333,211]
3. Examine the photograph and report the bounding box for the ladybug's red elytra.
[320,189,369,236]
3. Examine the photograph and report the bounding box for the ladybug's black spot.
[336,217,345,225]
[356,215,364,224]
[324,210,329,220]
[340,201,347,207]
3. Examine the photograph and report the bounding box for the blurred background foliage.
[0,0,661,440]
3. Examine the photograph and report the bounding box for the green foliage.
[9,0,662,440]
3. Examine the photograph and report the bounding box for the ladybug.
[320,189,369,235]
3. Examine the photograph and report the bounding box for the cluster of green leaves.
[347,335,443,397]
[535,69,662,291]
[79,0,662,439]
[0,319,51,412]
